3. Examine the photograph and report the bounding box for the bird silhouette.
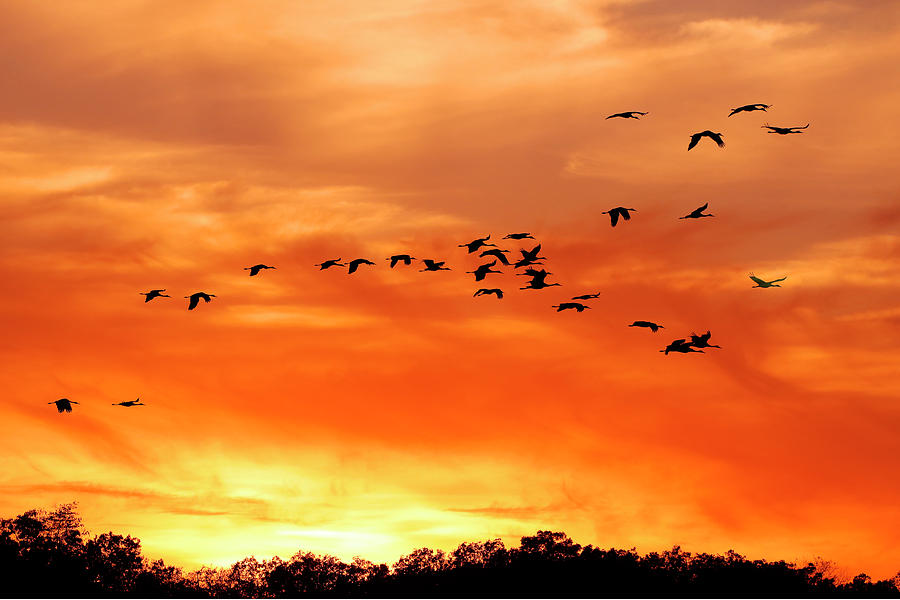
[185,292,216,310]
[467,260,502,282]
[728,103,771,117]
[473,288,503,299]
[140,289,170,302]
[571,292,601,300]
[503,232,534,240]
[315,259,346,270]
[689,331,721,349]
[688,130,725,150]
[521,280,562,290]
[606,111,649,120]
[762,123,809,135]
[661,339,704,355]
[347,258,375,274]
[244,264,275,276]
[48,398,79,413]
[552,302,590,312]
[516,244,546,265]
[629,321,664,332]
[113,398,145,407]
[750,273,787,288]
[387,254,415,268]
[679,203,714,219]
[601,207,637,227]
[459,235,496,254]
[516,267,552,280]
[420,259,450,272]
[480,248,511,265]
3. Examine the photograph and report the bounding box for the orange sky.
[2,0,900,579]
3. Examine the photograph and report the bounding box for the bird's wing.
[770,276,787,283]
[749,274,766,285]
[348,262,359,274]
[712,133,725,147]
[697,202,709,212]
[609,210,620,227]
[687,134,701,150]
[188,296,199,310]
[795,124,810,130]
[605,113,621,119]
[620,209,631,221]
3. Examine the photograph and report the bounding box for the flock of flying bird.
[47,102,803,413]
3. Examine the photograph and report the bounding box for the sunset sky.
[2,0,900,580]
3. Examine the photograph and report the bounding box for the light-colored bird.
[185,292,216,310]
[728,103,771,117]
[688,130,725,151]
[750,273,787,288]
[244,264,275,276]
[679,203,714,219]
[473,288,503,299]
[140,289,170,302]
[420,259,450,272]
[113,398,145,407]
[762,123,809,135]
[629,321,664,332]
[602,207,637,227]
[606,111,649,120]
[48,398,79,413]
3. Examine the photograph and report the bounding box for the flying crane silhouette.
[601,207,637,227]
[750,273,787,288]
[315,259,346,270]
[728,103,771,116]
[467,260,502,282]
[113,398,145,407]
[185,292,216,310]
[48,398,78,413]
[244,264,275,276]
[572,292,601,300]
[629,321,664,332]
[420,259,450,272]
[458,235,496,254]
[140,289,170,302]
[503,232,534,240]
[480,248,511,265]
[762,123,809,135]
[688,130,725,151]
[473,288,503,299]
[679,203,714,219]
[516,244,546,264]
[347,258,375,274]
[661,339,704,355]
[606,111,649,120]
[552,302,591,312]
[689,331,721,349]
[387,254,415,268]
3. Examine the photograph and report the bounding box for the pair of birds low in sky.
[600,203,713,226]
[48,398,144,413]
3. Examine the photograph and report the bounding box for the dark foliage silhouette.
[4,507,898,598]
[3,506,899,598]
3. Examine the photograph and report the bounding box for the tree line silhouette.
[2,504,897,597]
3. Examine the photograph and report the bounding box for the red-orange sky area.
[2,0,900,579]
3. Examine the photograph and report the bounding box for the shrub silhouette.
[1,504,899,597]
